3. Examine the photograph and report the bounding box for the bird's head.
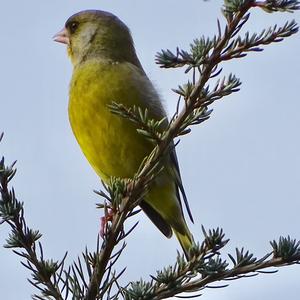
[53,10,139,66]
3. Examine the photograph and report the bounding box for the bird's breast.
[68,61,156,181]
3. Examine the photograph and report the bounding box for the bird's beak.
[53,28,69,45]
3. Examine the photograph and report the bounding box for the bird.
[53,10,194,258]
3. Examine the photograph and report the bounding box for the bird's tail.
[173,226,195,260]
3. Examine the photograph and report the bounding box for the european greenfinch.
[54,10,194,257]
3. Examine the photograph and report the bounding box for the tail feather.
[173,227,195,260]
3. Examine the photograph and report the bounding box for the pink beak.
[53,28,69,45]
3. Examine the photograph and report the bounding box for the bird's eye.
[69,21,79,34]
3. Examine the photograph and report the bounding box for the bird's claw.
[100,208,115,238]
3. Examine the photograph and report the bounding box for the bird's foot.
[100,208,115,238]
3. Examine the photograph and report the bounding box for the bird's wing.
[169,146,194,223]
[139,200,173,238]
[139,146,193,237]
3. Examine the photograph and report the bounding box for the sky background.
[0,1,299,299]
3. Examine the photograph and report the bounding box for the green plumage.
[61,10,194,257]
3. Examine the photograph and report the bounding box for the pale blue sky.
[0,1,299,299]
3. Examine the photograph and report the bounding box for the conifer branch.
[123,229,300,299]
[1,0,300,299]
